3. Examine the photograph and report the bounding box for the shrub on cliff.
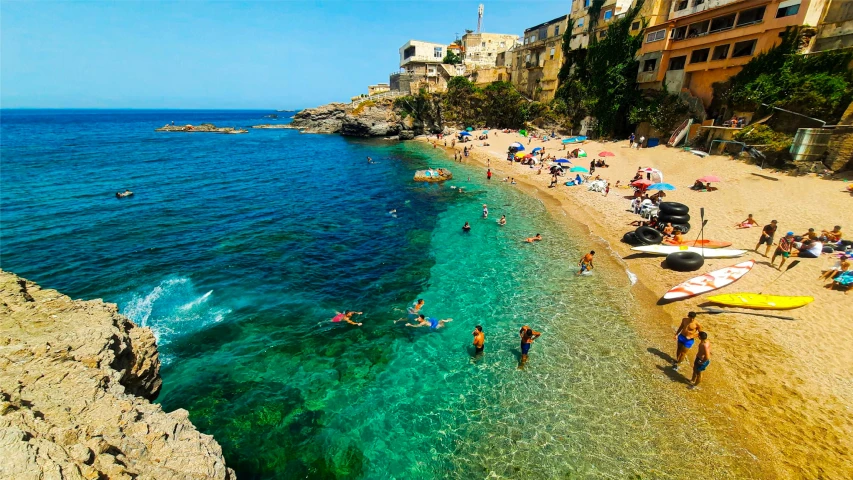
[629,88,693,134]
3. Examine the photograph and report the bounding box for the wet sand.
[422,133,853,479]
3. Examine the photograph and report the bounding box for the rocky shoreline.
[0,271,235,480]
[156,123,247,134]
[285,98,440,139]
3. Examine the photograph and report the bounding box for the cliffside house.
[391,40,463,93]
[508,15,571,101]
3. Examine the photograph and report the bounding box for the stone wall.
[0,270,235,480]
[825,101,853,171]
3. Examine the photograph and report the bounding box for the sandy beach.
[423,132,853,479]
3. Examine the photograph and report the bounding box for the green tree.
[443,50,462,65]
[629,88,692,134]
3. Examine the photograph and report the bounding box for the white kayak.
[631,245,747,258]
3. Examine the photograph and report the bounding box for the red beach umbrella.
[599,151,615,157]
[631,179,652,187]
[698,175,722,183]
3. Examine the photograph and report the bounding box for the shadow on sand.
[648,347,691,384]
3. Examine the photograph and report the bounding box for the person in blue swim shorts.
[673,311,701,371]
[518,325,541,369]
[407,314,452,330]
[691,332,711,389]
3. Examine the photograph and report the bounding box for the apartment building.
[635,0,826,107]
[460,32,519,69]
[508,15,570,101]
[393,40,462,93]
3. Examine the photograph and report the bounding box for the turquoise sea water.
[1,110,745,478]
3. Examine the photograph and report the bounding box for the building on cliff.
[508,15,571,101]
[460,31,519,69]
[811,0,853,51]
[390,40,465,94]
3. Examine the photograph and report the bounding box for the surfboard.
[706,293,814,310]
[631,245,747,258]
[663,260,755,301]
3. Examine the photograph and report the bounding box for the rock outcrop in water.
[287,98,441,138]
[0,271,235,480]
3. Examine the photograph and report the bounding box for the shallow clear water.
[1,110,745,478]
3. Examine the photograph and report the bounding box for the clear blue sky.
[1,1,570,109]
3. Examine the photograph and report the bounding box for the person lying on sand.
[629,216,658,228]
[819,254,851,281]
[736,214,760,228]
[663,229,684,245]
[662,223,674,237]
[526,234,542,243]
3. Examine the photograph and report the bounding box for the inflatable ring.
[635,226,664,245]
[839,240,853,248]
[622,231,642,245]
[822,245,836,254]
[666,251,704,272]
[659,202,689,216]
[671,222,691,234]
[658,213,691,224]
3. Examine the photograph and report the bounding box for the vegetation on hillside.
[442,50,462,65]
[629,88,692,134]
[714,27,853,123]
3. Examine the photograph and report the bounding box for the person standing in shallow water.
[487,169,492,181]
[578,251,595,275]
[691,332,711,389]
[472,325,485,355]
[518,325,541,369]
[672,312,701,370]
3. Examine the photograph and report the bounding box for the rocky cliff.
[287,98,439,138]
[0,271,235,480]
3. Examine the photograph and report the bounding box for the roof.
[524,15,569,33]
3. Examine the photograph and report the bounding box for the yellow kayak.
[707,293,814,310]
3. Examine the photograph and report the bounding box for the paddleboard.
[632,245,747,258]
[663,260,755,301]
[706,293,814,310]
[675,239,732,249]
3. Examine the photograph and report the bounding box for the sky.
[1,1,571,109]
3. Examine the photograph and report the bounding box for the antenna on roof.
[477,4,484,33]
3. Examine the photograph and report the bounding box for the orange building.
[635,0,827,108]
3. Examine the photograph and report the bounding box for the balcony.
[400,55,444,67]
[671,0,741,20]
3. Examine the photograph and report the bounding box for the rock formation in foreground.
[287,98,440,138]
[0,271,235,480]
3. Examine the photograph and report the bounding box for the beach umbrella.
[482,130,489,134]
[599,151,615,157]
[510,142,524,150]
[459,131,471,136]
[631,179,652,187]
[554,159,571,164]
[466,127,474,131]
[647,183,676,191]
[572,148,588,158]
[523,154,533,159]
[698,175,722,183]
[532,147,542,153]
[515,152,526,158]
[519,129,527,136]
[569,166,589,173]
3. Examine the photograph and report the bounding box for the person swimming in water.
[472,325,485,356]
[395,299,425,323]
[463,222,471,232]
[407,314,452,329]
[331,310,363,326]
[482,204,489,218]
[525,233,542,243]
[498,215,507,226]
[578,250,595,275]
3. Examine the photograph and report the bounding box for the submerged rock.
[0,271,235,480]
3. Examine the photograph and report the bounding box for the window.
[732,39,757,57]
[647,30,667,43]
[525,53,531,62]
[709,13,736,32]
[675,0,688,11]
[434,47,442,58]
[711,44,730,60]
[668,55,686,70]
[403,46,416,59]
[672,26,687,40]
[524,37,529,45]
[690,48,710,63]
[578,18,585,27]
[694,0,704,5]
[482,42,486,47]
[550,48,556,59]
[777,0,800,18]
[646,29,666,42]
[736,6,766,26]
[604,9,613,20]
[687,20,709,37]
[632,21,640,30]
[555,25,561,36]
[500,41,505,47]
[531,34,537,42]
[643,58,657,72]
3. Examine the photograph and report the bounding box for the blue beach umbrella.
[569,166,589,173]
[459,131,471,136]
[531,147,542,153]
[510,142,524,151]
[554,159,571,164]
[466,127,474,131]
[647,183,676,191]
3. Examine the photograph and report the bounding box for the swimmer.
[498,215,507,226]
[510,178,517,184]
[482,204,489,218]
[407,314,453,329]
[518,325,541,369]
[395,299,424,323]
[367,156,373,164]
[463,222,471,232]
[578,250,595,275]
[525,233,542,243]
[331,310,363,326]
